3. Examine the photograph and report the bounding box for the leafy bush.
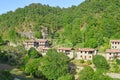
[58,74,74,80]
[80,60,84,63]
[86,60,92,65]
[92,55,109,70]
[110,63,120,73]
[0,70,14,80]
[28,47,42,58]
[79,66,94,80]
[0,51,8,63]
[39,49,70,80]
[116,59,120,65]
[34,31,42,38]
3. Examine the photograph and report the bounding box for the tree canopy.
[28,47,42,58]
[78,66,112,80]
[78,66,94,80]
[39,49,70,80]
[92,55,109,70]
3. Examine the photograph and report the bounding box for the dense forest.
[0,0,120,51]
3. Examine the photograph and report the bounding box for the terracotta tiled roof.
[78,48,95,51]
[25,39,49,43]
[36,39,49,42]
[58,47,74,50]
[42,47,50,50]
[25,39,35,43]
[106,49,120,53]
[110,40,120,43]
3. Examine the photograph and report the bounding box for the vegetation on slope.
[0,0,120,50]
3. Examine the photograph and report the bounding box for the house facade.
[110,40,120,49]
[24,39,50,50]
[76,48,97,60]
[106,40,120,60]
[57,47,74,59]
[106,49,120,60]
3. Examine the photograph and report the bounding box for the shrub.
[86,60,92,65]
[116,59,120,65]
[0,70,14,80]
[28,47,42,58]
[58,74,74,80]
[92,55,109,70]
[78,66,94,80]
[80,60,84,63]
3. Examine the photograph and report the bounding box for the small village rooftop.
[36,39,49,42]
[106,49,120,53]
[110,40,120,43]
[78,48,95,51]
[25,39,49,43]
[25,39,35,43]
[58,47,74,50]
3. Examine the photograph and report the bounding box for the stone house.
[110,40,120,49]
[24,39,50,50]
[57,47,74,59]
[106,49,120,60]
[76,48,97,60]
[106,40,120,60]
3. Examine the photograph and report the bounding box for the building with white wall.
[57,47,74,59]
[76,48,97,60]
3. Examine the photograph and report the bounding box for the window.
[80,55,82,58]
[109,53,111,55]
[112,46,114,48]
[89,51,93,54]
[115,46,117,48]
[89,56,91,58]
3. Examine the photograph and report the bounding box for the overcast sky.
[0,0,84,15]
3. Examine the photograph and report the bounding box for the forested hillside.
[0,0,120,50]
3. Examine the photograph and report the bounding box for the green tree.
[0,50,8,63]
[78,66,94,80]
[39,49,70,80]
[92,55,109,70]
[79,66,94,80]
[0,36,4,44]
[79,66,112,80]
[2,46,27,65]
[116,59,120,65]
[28,47,41,58]
[58,74,74,80]
[34,31,42,38]
[0,70,14,80]
[8,29,20,41]
[84,38,98,48]
[25,59,45,78]
[92,69,112,80]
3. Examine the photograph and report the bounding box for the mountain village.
[1,0,120,80]
[24,39,120,61]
